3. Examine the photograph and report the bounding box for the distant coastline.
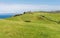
[0,14,13,19]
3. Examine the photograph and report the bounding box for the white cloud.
[0,3,60,14]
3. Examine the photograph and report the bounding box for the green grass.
[0,12,60,38]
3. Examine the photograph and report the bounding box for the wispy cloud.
[0,3,60,14]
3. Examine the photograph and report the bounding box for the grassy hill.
[0,12,60,38]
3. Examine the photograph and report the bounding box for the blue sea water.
[0,13,21,19]
[0,14,14,19]
[0,15,12,19]
[0,15,11,18]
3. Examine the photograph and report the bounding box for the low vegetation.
[0,11,60,38]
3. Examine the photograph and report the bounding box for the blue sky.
[0,0,60,5]
[0,0,60,14]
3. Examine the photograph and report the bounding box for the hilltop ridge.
[0,12,60,38]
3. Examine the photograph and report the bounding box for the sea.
[0,14,14,19]
[0,13,21,19]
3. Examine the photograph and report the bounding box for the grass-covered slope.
[0,12,60,38]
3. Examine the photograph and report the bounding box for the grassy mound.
[0,12,60,38]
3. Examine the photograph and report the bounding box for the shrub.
[14,14,22,17]
[24,20,31,22]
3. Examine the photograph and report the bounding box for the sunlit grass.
[0,12,60,38]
